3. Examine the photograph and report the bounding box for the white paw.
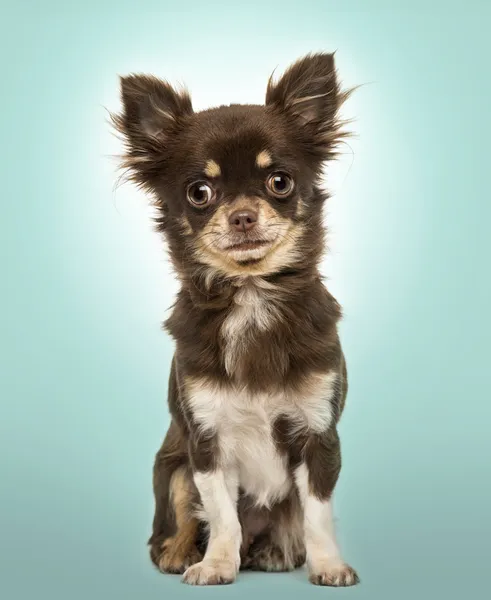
[309,558,360,587]
[182,559,237,585]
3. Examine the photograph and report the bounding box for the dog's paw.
[242,543,289,572]
[242,542,306,572]
[157,538,202,574]
[309,559,359,587]
[182,559,237,585]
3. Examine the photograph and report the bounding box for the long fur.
[112,52,359,587]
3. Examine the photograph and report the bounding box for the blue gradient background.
[1,1,490,599]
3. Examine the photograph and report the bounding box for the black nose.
[228,210,258,232]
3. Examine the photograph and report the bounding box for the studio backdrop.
[1,2,490,599]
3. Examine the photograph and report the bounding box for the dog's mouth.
[194,217,302,274]
[225,239,271,252]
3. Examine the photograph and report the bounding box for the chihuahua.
[112,52,358,586]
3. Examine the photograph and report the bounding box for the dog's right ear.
[111,74,193,184]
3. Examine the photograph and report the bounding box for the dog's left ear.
[265,53,345,159]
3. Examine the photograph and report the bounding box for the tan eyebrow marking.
[256,150,273,168]
[204,160,221,178]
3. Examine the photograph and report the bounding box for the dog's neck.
[180,263,322,312]
[164,256,341,391]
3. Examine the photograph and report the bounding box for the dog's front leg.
[294,427,359,586]
[182,464,241,585]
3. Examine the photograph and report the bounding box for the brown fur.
[157,467,202,573]
[112,52,357,584]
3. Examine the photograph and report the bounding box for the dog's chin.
[226,241,273,265]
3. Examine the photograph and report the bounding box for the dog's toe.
[309,559,359,587]
[182,559,237,585]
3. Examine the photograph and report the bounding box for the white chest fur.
[221,280,280,377]
[186,375,337,508]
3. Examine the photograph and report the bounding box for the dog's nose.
[228,210,258,233]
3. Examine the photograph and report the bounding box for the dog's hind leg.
[148,423,203,574]
[241,491,306,572]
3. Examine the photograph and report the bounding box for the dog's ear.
[118,74,192,142]
[265,53,346,159]
[111,74,193,188]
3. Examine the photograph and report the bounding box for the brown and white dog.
[112,52,359,586]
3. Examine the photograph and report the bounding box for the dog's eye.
[187,182,215,207]
[266,173,294,198]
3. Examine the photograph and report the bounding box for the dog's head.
[113,53,350,280]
